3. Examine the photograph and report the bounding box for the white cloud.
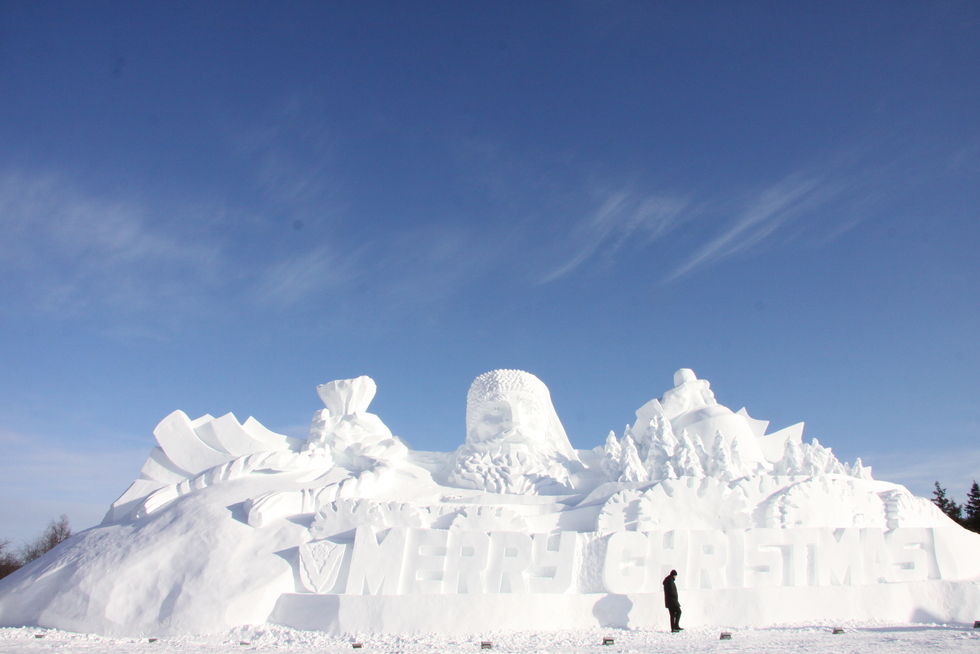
[230,99,344,222]
[0,170,223,318]
[667,174,839,281]
[541,190,689,283]
[252,246,355,306]
[0,136,888,324]
[0,428,147,543]
[868,447,980,501]
[536,157,880,287]
[0,166,356,321]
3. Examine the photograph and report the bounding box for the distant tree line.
[0,514,72,580]
[932,481,980,533]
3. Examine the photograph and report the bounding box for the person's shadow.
[592,594,634,628]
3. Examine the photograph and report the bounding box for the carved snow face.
[454,371,577,494]
[469,391,549,447]
[462,369,580,468]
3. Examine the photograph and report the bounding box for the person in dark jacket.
[663,569,682,632]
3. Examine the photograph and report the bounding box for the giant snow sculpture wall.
[0,369,978,636]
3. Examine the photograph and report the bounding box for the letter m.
[345,525,408,595]
[817,528,863,586]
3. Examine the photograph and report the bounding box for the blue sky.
[1,2,979,543]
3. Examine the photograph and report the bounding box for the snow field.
[2,623,979,654]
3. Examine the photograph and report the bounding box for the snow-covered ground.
[2,623,978,654]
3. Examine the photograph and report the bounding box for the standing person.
[663,569,682,632]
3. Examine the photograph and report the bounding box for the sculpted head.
[465,369,577,460]
[673,368,698,386]
[661,367,718,420]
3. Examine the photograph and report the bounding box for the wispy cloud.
[523,147,886,288]
[0,170,223,319]
[0,127,891,326]
[0,163,359,323]
[230,97,345,224]
[667,174,841,281]
[0,429,145,498]
[541,190,689,283]
[0,428,147,541]
[252,246,356,306]
[868,446,980,500]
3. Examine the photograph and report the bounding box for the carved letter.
[862,528,896,584]
[687,530,728,589]
[743,529,783,587]
[646,530,690,590]
[779,528,821,587]
[886,527,938,582]
[486,532,533,593]
[403,528,449,594]
[816,528,862,586]
[603,531,649,593]
[345,525,408,595]
[528,532,576,593]
[443,530,490,594]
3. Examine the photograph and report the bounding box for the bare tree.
[0,538,21,579]
[18,514,72,564]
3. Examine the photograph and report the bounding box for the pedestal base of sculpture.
[269,581,980,634]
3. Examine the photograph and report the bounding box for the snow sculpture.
[103,410,297,521]
[447,369,581,494]
[661,368,718,417]
[2,368,979,638]
[599,431,623,480]
[245,376,412,527]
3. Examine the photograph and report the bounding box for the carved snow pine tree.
[848,457,872,480]
[673,429,705,478]
[600,431,622,481]
[692,433,710,473]
[729,434,747,478]
[776,438,804,475]
[643,414,678,481]
[618,434,648,482]
[708,430,735,481]
[625,422,652,463]
[823,447,846,475]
